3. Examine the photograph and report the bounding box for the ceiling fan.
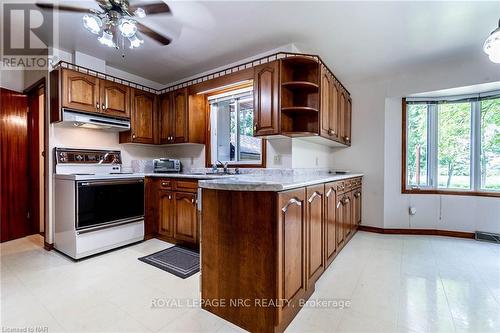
[36,0,172,50]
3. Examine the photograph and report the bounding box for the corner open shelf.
[280,57,320,135]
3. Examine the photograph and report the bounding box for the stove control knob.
[59,152,67,162]
[75,154,84,162]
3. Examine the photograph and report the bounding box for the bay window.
[403,92,500,196]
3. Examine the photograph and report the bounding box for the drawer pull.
[282,198,302,212]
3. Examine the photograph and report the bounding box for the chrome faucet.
[217,160,229,174]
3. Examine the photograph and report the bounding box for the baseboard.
[358,225,474,239]
[44,241,54,251]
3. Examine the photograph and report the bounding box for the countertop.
[197,173,364,192]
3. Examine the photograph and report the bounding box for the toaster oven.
[153,158,181,173]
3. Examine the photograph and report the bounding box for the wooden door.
[320,69,330,137]
[277,189,306,323]
[306,185,324,289]
[61,69,100,113]
[335,191,345,250]
[0,88,35,242]
[172,88,188,143]
[329,81,339,139]
[353,188,362,226]
[324,183,337,267]
[345,96,352,145]
[130,89,156,144]
[173,192,197,243]
[158,190,174,237]
[159,92,173,144]
[343,192,353,240]
[100,80,130,118]
[253,61,279,136]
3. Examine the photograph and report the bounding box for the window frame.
[402,97,499,198]
[205,82,267,168]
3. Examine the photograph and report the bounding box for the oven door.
[76,178,144,230]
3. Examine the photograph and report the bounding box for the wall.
[0,70,24,92]
[332,51,500,233]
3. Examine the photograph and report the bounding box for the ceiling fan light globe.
[134,8,146,19]
[128,34,144,49]
[118,18,137,38]
[488,48,500,63]
[82,14,102,34]
[98,30,116,48]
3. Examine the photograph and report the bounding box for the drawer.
[175,180,198,192]
[159,179,172,189]
[336,181,346,193]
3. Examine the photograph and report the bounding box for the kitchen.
[1,1,500,333]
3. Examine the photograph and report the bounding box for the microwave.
[153,158,181,173]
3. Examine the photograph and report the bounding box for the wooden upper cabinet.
[306,185,325,289]
[277,188,306,324]
[159,93,173,144]
[173,192,197,243]
[345,96,352,146]
[172,88,188,143]
[122,88,156,144]
[61,69,100,113]
[338,89,347,144]
[329,81,339,139]
[100,80,130,118]
[253,61,280,136]
[320,69,331,138]
[158,88,205,145]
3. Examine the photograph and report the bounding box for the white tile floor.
[1,231,499,333]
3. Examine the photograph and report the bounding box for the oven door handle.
[79,179,144,187]
[76,217,144,235]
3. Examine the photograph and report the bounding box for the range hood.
[58,109,130,132]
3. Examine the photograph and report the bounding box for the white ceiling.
[36,0,500,85]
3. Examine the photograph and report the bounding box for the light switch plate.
[273,154,282,165]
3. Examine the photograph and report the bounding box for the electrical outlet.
[273,154,282,165]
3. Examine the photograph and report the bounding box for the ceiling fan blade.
[136,22,171,45]
[129,2,171,15]
[36,3,90,13]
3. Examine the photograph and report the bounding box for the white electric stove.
[54,148,145,259]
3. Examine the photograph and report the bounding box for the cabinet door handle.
[191,198,195,204]
[253,123,257,132]
[308,191,321,203]
[161,182,169,187]
[102,104,107,110]
[328,129,336,136]
[168,195,172,200]
[282,197,302,212]
[345,136,350,142]
[132,134,136,139]
[96,102,100,110]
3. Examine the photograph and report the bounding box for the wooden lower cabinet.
[158,190,174,237]
[324,182,337,267]
[277,188,308,327]
[145,177,198,245]
[305,185,325,289]
[201,177,362,333]
[173,192,198,243]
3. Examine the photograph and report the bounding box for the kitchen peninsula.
[199,172,363,332]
